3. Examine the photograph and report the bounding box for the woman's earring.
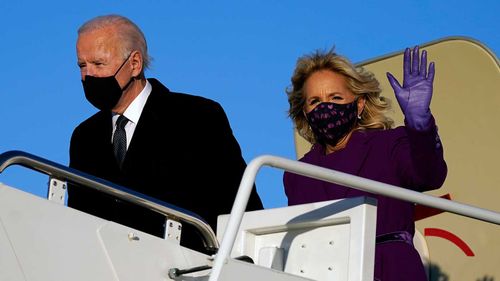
[357,114,362,120]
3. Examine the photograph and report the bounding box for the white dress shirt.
[111,80,152,150]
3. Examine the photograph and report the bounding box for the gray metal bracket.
[165,219,182,244]
[47,177,66,205]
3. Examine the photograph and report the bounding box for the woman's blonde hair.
[286,48,393,143]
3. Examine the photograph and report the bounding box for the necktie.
[113,115,129,167]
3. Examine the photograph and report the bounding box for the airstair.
[1,151,499,281]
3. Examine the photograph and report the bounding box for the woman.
[283,46,447,280]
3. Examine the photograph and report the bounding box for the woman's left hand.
[386,46,435,131]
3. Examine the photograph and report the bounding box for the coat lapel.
[315,130,375,199]
[339,130,373,176]
[122,79,169,171]
[309,130,373,178]
[94,110,121,176]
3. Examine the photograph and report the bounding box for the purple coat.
[284,119,447,280]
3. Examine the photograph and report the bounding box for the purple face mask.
[306,101,358,146]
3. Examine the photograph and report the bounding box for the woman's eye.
[309,99,319,105]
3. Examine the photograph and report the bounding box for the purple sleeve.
[393,116,447,191]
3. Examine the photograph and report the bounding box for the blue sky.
[0,0,498,208]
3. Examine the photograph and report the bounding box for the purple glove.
[387,46,435,131]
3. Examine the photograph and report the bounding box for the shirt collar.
[120,80,152,124]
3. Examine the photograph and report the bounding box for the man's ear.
[130,50,143,77]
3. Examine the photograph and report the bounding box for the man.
[68,15,263,253]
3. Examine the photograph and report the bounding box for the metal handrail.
[209,155,500,281]
[0,150,219,251]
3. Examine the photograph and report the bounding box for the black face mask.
[82,53,133,111]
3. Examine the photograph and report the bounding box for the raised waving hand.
[387,46,435,131]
